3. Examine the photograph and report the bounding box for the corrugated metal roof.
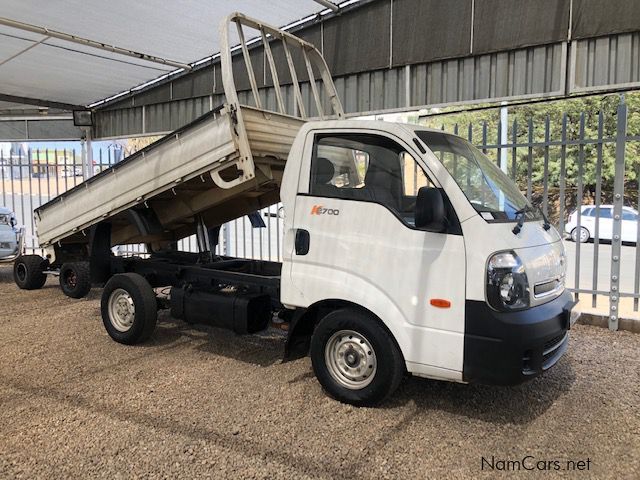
[0,0,343,110]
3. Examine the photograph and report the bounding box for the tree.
[416,92,640,219]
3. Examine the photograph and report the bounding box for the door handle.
[295,229,310,255]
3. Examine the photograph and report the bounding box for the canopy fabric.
[0,0,341,110]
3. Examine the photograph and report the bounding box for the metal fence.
[421,97,640,327]
[0,143,283,261]
[2,97,639,328]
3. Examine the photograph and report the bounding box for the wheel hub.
[108,289,135,332]
[345,349,360,367]
[16,264,26,281]
[65,271,77,288]
[325,330,377,390]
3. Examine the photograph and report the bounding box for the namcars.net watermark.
[481,456,592,472]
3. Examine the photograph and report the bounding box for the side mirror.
[415,187,446,231]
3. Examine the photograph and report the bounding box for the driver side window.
[309,133,439,230]
[401,151,433,196]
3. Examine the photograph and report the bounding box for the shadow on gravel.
[0,265,13,283]
[116,306,577,423]
[135,310,285,367]
[383,359,576,425]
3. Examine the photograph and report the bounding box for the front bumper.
[0,228,23,263]
[463,290,575,385]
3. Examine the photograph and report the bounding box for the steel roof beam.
[0,93,84,111]
[0,16,192,71]
[312,0,339,12]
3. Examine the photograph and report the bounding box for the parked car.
[60,166,83,177]
[0,206,19,259]
[565,205,639,243]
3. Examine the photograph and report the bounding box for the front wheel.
[310,308,405,406]
[571,227,590,243]
[101,273,157,344]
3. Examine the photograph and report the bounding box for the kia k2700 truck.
[13,14,576,406]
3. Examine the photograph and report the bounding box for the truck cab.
[279,120,574,404]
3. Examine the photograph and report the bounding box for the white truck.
[13,14,575,406]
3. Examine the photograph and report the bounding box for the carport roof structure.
[0,0,346,113]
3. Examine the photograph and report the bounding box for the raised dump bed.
[34,12,343,254]
[35,105,304,247]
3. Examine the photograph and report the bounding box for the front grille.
[522,332,568,375]
[543,333,566,352]
[534,279,562,297]
[542,333,568,366]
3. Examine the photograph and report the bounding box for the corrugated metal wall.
[0,118,82,141]
[571,32,640,92]
[90,0,640,139]
[93,40,568,139]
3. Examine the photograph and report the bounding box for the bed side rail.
[220,12,344,121]
[216,13,343,189]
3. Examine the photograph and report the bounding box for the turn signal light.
[430,299,451,308]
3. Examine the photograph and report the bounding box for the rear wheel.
[310,308,405,406]
[101,273,157,344]
[571,226,590,243]
[13,255,48,290]
[59,262,91,298]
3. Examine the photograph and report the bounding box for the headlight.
[486,251,530,311]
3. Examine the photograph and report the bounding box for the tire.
[310,308,405,406]
[571,226,590,243]
[59,262,91,298]
[100,273,157,345]
[13,255,48,290]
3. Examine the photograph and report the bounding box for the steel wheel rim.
[108,288,135,332]
[65,270,77,288]
[16,263,27,282]
[324,329,377,390]
[579,228,588,242]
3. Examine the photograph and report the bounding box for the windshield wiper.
[538,206,551,231]
[512,205,533,235]
[512,205,551,235]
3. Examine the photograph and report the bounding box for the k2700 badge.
[310,205,339,216]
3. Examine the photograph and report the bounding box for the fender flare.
[283,299,405,363]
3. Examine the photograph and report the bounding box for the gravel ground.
[0,265,638,479]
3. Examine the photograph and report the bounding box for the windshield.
[416,130,539,222]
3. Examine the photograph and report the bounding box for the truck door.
[283,130,467,374]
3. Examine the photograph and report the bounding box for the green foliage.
[418,92,640,192]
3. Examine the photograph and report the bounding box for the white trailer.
[14,13,576,406]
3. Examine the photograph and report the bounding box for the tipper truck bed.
[34,13,342,251]
[14,13,575,406]
[35,105,304,247]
